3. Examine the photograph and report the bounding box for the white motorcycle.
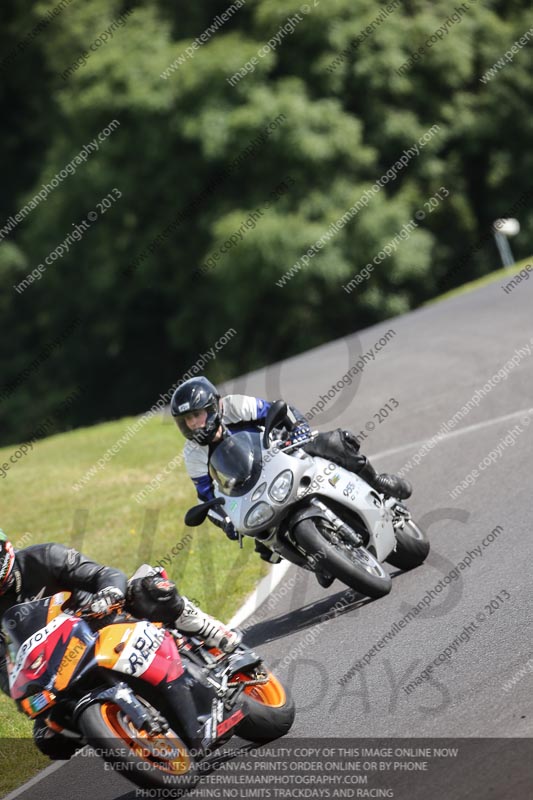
[185,402,429,599]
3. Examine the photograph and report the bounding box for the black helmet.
[0,530,15,595]
[171,377,221,445]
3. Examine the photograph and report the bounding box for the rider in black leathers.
[0,531,240,759]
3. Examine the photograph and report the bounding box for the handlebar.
[269,433,317,454]
[74,599,126,620]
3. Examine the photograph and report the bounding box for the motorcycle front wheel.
[79,697,198,792]
[293,517,392,598]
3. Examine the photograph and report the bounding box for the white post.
[492,218,520,268]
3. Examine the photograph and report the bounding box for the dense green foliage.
[1,0,532,444]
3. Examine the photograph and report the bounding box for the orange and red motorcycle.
[2,591,294,792]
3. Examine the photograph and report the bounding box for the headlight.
[269,470,294,502]
[244,502,275,528]
[29,653,45,672]
[251,482,267,502]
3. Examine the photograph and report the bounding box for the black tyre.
[233,670,295,743]
[293,518,391,598]
[387,518,430,570]
[78,698,198,792]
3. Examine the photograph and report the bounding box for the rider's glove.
[287,421,312,444]
[222,518,239,541]
[90,587,125,616]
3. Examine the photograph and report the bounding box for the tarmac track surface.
[7,275,533,799]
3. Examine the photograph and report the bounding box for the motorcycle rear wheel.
[79,698,198,792]
[233,670,295,743]
[293,517,392,598]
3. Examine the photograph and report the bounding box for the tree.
[1,0,531,444]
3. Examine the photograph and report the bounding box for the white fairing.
[109,620,166,678]
[212,439,397,562]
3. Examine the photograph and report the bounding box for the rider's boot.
[355,456,412,500]
[254,539,282,564]
[315,569,335,589]
[33,719,79,760]
[176,597,242,653]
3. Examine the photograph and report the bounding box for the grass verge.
[424,255,533,306]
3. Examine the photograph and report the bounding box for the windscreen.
[209,431,263,496]
[1,598,51,652]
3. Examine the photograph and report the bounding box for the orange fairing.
[54,636,86,692]
[95,621,183,684]
[95,623,131,669]
[47,592,71,623]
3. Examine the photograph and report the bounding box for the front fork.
[310,499,364,548]
[280,500,364,574]
[74,681,168,735]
